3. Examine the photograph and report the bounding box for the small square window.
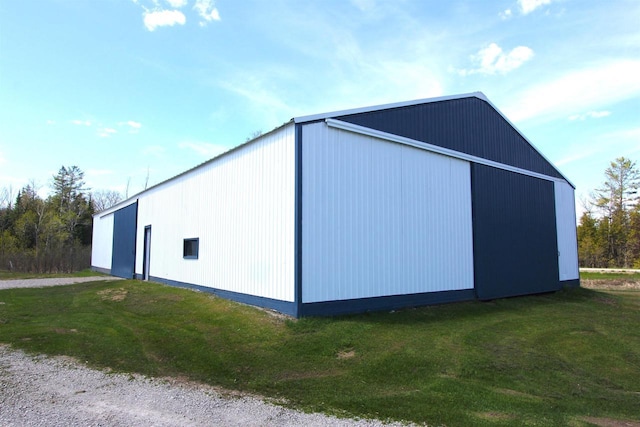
[183,238,199,259]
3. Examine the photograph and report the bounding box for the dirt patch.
[97,288,128,301]
[581,416,640,427]
[594,296,618,305]
[337,349,356,360]
[581,279,640,291]
[475,412,515,422]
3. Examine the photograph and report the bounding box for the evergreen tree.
[629,204,640,268]
[578,157,640,268]
[0,167,94,272]
[50,166,93,245]
[577,211,602,267]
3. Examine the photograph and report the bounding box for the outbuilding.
[91,92,579,317]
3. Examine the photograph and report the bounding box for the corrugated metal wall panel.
[472,164,560,300]
[135,124,295,302]
[111,202,138,279]
[302,122,474,303]
[336,97,563,179]
[555,181,579,281]
[90,213,114,270]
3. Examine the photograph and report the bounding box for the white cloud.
[554,146,603,167]
[499,8,513,19]
[458,43,534,75]
[165,0,187,7]
[143,9,186,31]
[504,60,640,122]
[46,120,56,125]
[351,0,376,12]
[193,0,220,25]
[71,119,92,126]
[119,120,142,128]
[117,120,143,134]
[568,111,611,121]
[555,127,640,169]
[98,128,117,138]
[179,141,228,158]
[519,0,552,14]
[220,76,294,118]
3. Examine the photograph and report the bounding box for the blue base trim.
[299,289,476,317]
[91,266,112,275]
[561,278,580,288]
[148,276,298,317]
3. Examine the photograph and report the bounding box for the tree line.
[0,166,123,273]
[2,159,637,273]
[577,157,640,268]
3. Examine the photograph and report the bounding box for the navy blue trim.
[294,123,303,318]
[91,266,111,275]
[561,279,580,288]
[148,276,297,317]
[299,289,476,317]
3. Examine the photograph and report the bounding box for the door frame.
[143,225,151,281]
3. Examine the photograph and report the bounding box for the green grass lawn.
[1,278,639,426]
[580,271,640,280]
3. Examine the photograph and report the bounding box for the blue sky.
[1,0,638,217]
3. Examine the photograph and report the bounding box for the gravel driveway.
[0,277,409,426]
[0,276,122,290]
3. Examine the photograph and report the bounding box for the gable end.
[335,97,563,179]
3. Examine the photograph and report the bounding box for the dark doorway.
[143,225,151,280]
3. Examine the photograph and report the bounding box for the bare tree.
[144,166,150,190]
[0,185,14,209]
[245,129,263,142]
[92,189,124,213]
[125,177,131,199]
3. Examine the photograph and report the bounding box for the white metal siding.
[135,125,296,301]
[91,213,114,270]
[302,122,474,303]
[554,181,579,281]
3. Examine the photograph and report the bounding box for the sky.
[0,0,639,218]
